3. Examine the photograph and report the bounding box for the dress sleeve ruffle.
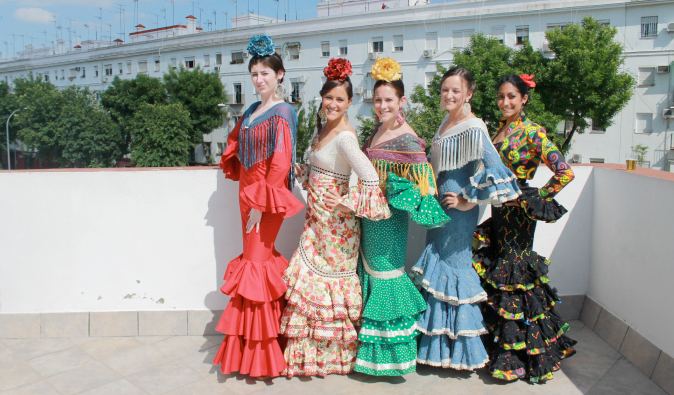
[219,140,241,181]
[339,180,391,221]
[462,165,521,207]
[386,173,451,229]
[242,180,304,217]
[518,188,568,223]
[295,163,310,190]
[473,218,493,251]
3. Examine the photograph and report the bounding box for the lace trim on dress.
[416,357,489,371]
[360,325,418,338]
[355,359,416,370]
[360,250,405,280]
[416,327,488,338]
[299,243,357,278]
[310,164,350,181]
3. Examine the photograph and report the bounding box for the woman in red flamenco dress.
[213,34,303,379]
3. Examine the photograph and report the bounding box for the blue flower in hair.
[247,35,275,58]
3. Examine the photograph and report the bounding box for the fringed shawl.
[430,116,486,174]
[364,126,435,196]
[239,101,298,191]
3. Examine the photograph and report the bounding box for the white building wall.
[0,0,673,167]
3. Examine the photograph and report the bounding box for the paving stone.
[27,346,97,377]
[90,311,138,337]
[46,361,121,395]
[559,349,618,381]
[557,295,585,321]
[77,378,148,395]
[0,346,23,368]
[0,379,60,395]
[80,336,145,360]
[587,357,667,395]
[0,362,42,392]
[187,310,223,336]
[151,335,223,360]
[126,361,202,395]
[651,351,674,395]
[572,327,621,359]
[211,371,266,394]
[100,344,169,377]
[69,337,100,345]
[619,327,661,378]
[139,311,187,336]
[135,336,172,344]
[0,314,40,339]
[579,297,602,330]
[163,376,240,394]
[40,312,89,338]
[2,338,77,361]
[593,309,628,351]
[176,344,221,375]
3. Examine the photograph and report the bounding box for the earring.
[344,110,349,122]
[274,80,287,99]
[396,110,406,125]
[462,101,472,116]
[375,114,380,123]
[318,108,327,123]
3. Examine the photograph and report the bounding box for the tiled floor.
[0,321,666,395]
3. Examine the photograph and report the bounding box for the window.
[560,120,574,136]
[547,23,568,31]
[516,26,529,45]
[491,26,504,44]
[589,158,605,164]
[233,83,243,104]
[453,29,474,48]
[641,16,658,38]
[94,66,99,77]
[290,79,301,103]
[231,51,244,64]
[104,64,113,76]
[154,59,160,72]
[393,35,403,52]
[61,70,65,80]
[638,67,655,86]
[288,46,299,59]
[184,57,195,69]
[203,54,210,67]
[339,40,347,55]
[635,113,652,134]
[425,72,435,92]
[425,32,438,51]
[216,142,224,156]
[81,67,86,78]
[591,119,606,133]
[598,19,610,26]
[44,72,50,82]
[126,61,132,74]
[215,53,222,65]
[372,37,384,53]
[118,63,123,75]
[321,42,330,57]
[170,58,177,67]
[138,61,147,74]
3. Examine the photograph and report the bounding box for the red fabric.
[214,110,303,377]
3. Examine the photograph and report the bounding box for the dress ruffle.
[340,182,391,220]
[385,173,451,229]
[416,291,487,338]
[360,271,426,322]
[221,252,288,302]
[354,339,419,376]
[461,166,520,206]
[242,180,304,217]
[283,337,359,378]
[411,244,487,305]
[295,163,310,190]
[219,140,241,181]
[473,246,550,292]
[281,304,358,341]
[213,336,286,378]
[518,188,568,223]
[417,334,489,370]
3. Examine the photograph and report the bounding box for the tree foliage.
[295,100,317,162]
[129,102,193,167]
[0,81,19,156]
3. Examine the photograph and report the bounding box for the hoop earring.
[274,80,287,99]
[396,110,406,125]
[344,110,349,122]
[318,108,327,123]
[462,101,472,116]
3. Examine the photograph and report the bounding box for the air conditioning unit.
[668,22,674,33]
[242,51,250,58]
[423,49,435,58]
[663,107,674,119]
[354,87,365,95]
[363,89,373,101]
[296,76,307,83]
[214,66,221,71]
[657,65,670,74]
[542,41,551,53]
[368,52,377,61]
[103,77,108,82]
[572,154,583,164]
[74,67,81,71]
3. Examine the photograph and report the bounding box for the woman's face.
[497,82,528,119]
[250,63,283,96]
[373,85,406,123]
[321,85,352,122]
[441,75,472,113]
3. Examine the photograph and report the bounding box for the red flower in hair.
[520,74,536,88]
[324,58,353,82]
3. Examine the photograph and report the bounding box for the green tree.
[632,144,648,166]
[295,100,317,162]
[164,65,227,144]
[540,16,636,151]
[356,109,379,146]
[0,81,19,159]
[129,102,193,167]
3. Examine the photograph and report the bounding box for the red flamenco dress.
[213,102,304,378]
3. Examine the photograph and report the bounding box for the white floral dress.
[281,131,391,377]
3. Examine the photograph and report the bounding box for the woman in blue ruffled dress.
[412,67,520,370]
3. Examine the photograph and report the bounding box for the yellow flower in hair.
[371,57,402,82]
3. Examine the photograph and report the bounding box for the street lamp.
[5,108,27,170]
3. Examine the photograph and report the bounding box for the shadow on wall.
[202,171,307,315]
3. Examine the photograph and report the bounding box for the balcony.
[0,164,673,394]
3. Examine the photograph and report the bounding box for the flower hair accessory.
[371,57,402,82]
[519,74,536,88]
[323,58,353,82]
[247,35,275,58]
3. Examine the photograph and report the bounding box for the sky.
[0,0,319,57]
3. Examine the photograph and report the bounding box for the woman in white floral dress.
[281,59,391,377]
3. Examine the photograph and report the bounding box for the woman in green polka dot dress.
[354,58,450,376]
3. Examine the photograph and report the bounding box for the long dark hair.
[496,74,530,113]
[316,77,353,132]
[248,53,285,83]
